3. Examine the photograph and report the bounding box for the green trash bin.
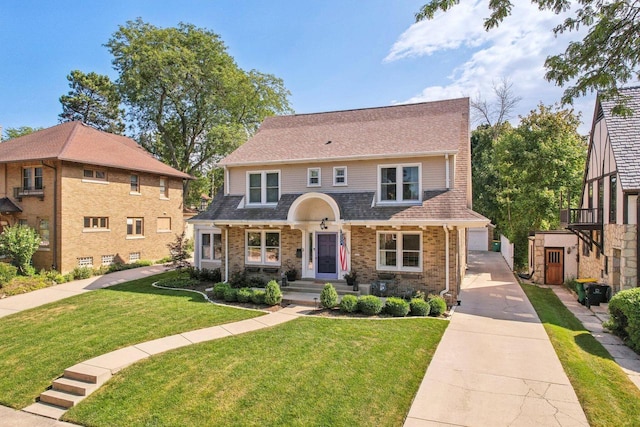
[576,282,586,305]
[492,241,501,252]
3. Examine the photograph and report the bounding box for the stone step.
[64,363,112,385]
[53,377,98,396]
[23,402,68,420]
[39,389,83,409]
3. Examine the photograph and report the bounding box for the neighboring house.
[565,86,640,292]
[528,231,578,285]
[0,122,191,273]
[190,98,488,303]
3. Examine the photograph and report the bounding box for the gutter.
[41,161,58,270]
[440,224,450,298]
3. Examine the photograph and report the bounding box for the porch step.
[39,389,83,409]
[52,376,99,396]
[64,363,112,385]
[283,280,359,295]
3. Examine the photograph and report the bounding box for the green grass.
[521,284,640,426]
[0,271,262,408]
[65,317,448,427]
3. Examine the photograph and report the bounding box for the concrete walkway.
[0,264,168,318]
[405,251,589,426]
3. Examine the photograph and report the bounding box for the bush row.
[605,287,640,353]
[320,283,447,317]
[211,280,282,306]
[185,267,222,283]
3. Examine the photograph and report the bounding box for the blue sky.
[0,1,594,134]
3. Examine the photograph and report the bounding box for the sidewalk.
[0,264,168,318]
[405,251,589,426]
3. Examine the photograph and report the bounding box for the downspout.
[636,197,639,288]
[440,224,450,298]
[42,161,57,270]
[224,227,229,283]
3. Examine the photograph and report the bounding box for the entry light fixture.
[320,217,328,230]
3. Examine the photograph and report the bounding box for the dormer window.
[247,171,280,205]
[378,164,421,203]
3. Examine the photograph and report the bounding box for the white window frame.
[200,231,222,261]
[245,230,281,266]
[377,163,422,204]
[246,170,280,206]
[307,167,321,187]
[333,166,347,186]
[376,231,422,272]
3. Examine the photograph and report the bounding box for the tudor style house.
[190,98,488,302]
[565,87,640,292]
[0,122,191,273]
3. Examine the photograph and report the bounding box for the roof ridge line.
[57,121,83,157]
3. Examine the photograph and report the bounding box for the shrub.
[0,225,41,275]
[0,263,17,285]
[428,295,447,317]
[320,283,339,308]
[339,294,358,313]
[72,267,93,280]
[264,280,283,306]
[358,295,383,315]
[604,287,640,353]
[63,273,74,282]
[212,282,230,300]
[0,275,50,296]
[249,276,267,288]
[224,287,238,302]
[250,289,266,305]
[410,298,431,316]
[229,270,249,288]
[52,274,67,284]
[385,297,410,317]
[166,231,191,269]
[237,288,253,303]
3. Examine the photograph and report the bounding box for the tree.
[59,70,125,134]
[105,19,292,196]
[166,231,191,269]
[0,225,41,275]
[494,104,586,267]
[416,1,640,114]
[2,126,43,141]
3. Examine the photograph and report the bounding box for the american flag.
[339,230,348,271]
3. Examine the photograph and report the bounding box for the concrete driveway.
[405,251,588,426]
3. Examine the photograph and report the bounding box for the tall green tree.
[494,104,586,267]
[416,1,640,114]
[59,70,125,134]
[105,19,292,196]
[2,126,43,141]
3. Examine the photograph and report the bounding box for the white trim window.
[377,231,422,272]
[201,232,222,261]
[246,230,280,265]
[307,168,321,187]
[247,171,280,205]
[333,166,347,186]
[378,164,421,203]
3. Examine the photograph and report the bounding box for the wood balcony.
[561,207,603,251]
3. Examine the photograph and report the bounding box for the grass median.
[521,283,640,426]
[0,271,262,408]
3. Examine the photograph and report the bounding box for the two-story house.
[0,121,191,273]
[190,98,488,302]
[566,87,640,292]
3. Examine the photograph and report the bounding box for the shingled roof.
[599,86,640,191]
[220,98,468,166]
[0,122,191,179]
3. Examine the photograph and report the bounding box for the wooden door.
[545,248,564,285]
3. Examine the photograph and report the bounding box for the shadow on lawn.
[101,278,210,304]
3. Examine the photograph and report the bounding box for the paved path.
[405,251,589,426]
[0,264,168,318]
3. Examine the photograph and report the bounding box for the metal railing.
[565,208,601,225]
[14,186,45,198]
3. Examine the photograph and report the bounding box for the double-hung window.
[126,217,144,237]
[130,174,140,193]
[246,230,280,265]
[307,168,321,187]
[377,231,422,272]
[201,232,222,261]
[23,167,43,190]
[379,164,420,203]
[247,171,279,205]
[333,167,347,186]
[159,177,168,199]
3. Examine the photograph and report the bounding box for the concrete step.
[64,363,112,385]
[23,402,68,420]
[39,389,83,409]
[53,377,98,396]
[283,281,359,295]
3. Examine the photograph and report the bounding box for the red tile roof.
[220,98,469,166]
[0,122,192,179]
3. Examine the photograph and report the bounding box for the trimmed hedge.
[605,287,640,353]
[428,295,447,317]
[250,290,266,305]
[223,287,238,302]
[358,295,383,315]
[212,282,230,300]
[339,294,358,313]
[384,297,410,317]
[320,283,338,308]
[237,288,252,303]
[410,298,431,317]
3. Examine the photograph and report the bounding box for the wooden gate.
[545,248,564,285]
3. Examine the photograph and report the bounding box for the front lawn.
[65,317,448,427]
[0,271,262,408]
[521,284,640,426]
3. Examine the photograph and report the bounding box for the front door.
[545,248,564,285]
[316,233,338,279]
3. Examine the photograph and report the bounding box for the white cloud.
[386,0,595,132]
